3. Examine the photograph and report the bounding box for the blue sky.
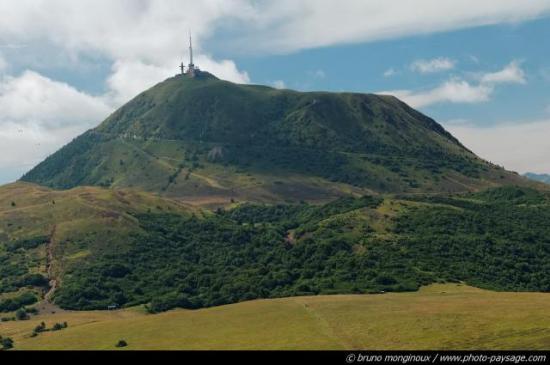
[0,0,550,184]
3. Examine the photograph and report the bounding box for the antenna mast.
[189,32,194,67]
[180,30,199,77]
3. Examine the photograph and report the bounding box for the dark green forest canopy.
[52,187,550,312]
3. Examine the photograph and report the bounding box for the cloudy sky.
[1,0,550,184]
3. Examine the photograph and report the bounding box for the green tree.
[0,336,14,350]
[15,309,29,321]
[34,322,46,333]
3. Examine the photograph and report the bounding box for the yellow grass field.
[1,284,550,350]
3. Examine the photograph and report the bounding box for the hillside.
[525,172,550,184]
[3,284,550,350]
[55,185,550,312]
[21,72,529,205]
[3,182,550,315]
[0,182,194,312]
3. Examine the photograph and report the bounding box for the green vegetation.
[5,236,49,252]
[51,322,67,331]
[0,182,196,309]
[0,336,14,350]
[394,190,550,292]
[0,292,37,313]
[15,309,29,321]
[2,182,550,315]
[21,73,530,201]
[34,322,46,334]
[471,185,548,204]
[31,321,68,338]
[2,73,549,351]
[1,284,549,350]
[116,340,128,348]
[49,186,550,312]
[55,195,397,311]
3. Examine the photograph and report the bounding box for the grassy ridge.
[2,284,550,350]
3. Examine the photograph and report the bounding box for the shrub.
[19,273,49,288]
[0,292,38,313]
[6,236,49,252]
[115,340,128,348]
[0,336,14,350]
[34,322,46,333]
[26,307,39,315]
[15,309,29,321]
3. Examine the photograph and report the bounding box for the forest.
[52,186,550,312]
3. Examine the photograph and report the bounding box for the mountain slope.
[21,73,528,204]
[524,172,550,184]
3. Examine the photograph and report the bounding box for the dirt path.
[44,225,58,303]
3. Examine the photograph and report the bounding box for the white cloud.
[0,1,549,58]
[0,71,111,128]
[0,1,251,61]
[195,55,250,84]
[383,68,397,77]
[382,61,527,108]
[0,1,252,87]
[383,79,492,108]
[0,44,27,50]
[227,0,550,53]
[104,61,173,107]
[0,53,7,73]
[0,71,112,182]
[469,55,480,64]
[411,58,455,74]
[309,69,326,79]
[0,121,86,181]
[446,119,550,174]
[480,60,526,84]
[272,80,286,89]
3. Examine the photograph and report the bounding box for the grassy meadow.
[1,284,549,350]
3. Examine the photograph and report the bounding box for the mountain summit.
[22,73,527,205]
